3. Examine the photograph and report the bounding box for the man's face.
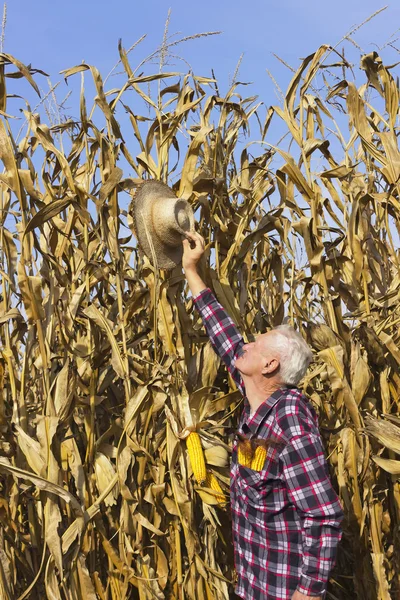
[234,331,280,378]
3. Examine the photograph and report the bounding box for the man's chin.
[234,359,244,373]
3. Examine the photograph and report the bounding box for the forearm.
[184,266,207,298]
[192,288,245,394]
[182,233,245,394]
[297,520,342,596]
[281,431,343,596]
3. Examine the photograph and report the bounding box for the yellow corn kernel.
[186,432,207,485]
[251,445,267,471]
[237,445,252,468]
[206,472,226,504]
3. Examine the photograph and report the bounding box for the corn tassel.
[251,446,267,471]
[205,472,225,504]
[186,432,207,485]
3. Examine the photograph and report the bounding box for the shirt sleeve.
[278,402,344,596]
[193,288,245,395]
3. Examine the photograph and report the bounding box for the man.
[182,231,344,600]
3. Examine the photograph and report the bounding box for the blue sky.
[6,1,400,103]
[3,1,399,304]
[3,0,399,212]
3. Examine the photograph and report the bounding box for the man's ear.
[261,358,279,376]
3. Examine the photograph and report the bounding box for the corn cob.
[237,439,252,467]
[186,432,207,485]
[205,472,225,504]
[251,445,267,471]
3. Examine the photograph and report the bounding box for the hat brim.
[131,181,192,269]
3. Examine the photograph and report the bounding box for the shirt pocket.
[237,448,282,511]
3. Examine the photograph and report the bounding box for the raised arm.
[182,232,209,297]
[182,232,245,395]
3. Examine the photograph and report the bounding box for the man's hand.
[291,591,321,600]
[182,231,205,273]
[182,231,208,297]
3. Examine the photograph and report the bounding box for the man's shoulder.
[275,387,310,414]
[274,388,318,440]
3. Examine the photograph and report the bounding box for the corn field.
[0,28,400,600]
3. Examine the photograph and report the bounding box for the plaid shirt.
[194,289,343,599]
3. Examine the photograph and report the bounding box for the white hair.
[270,325,313,386]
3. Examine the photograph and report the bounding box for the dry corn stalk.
[0,20,398,599]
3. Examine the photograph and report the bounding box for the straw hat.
[130,180,195,269]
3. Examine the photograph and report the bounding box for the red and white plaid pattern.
[194,289,343,599]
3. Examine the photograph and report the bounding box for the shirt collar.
[242,387,290,435]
